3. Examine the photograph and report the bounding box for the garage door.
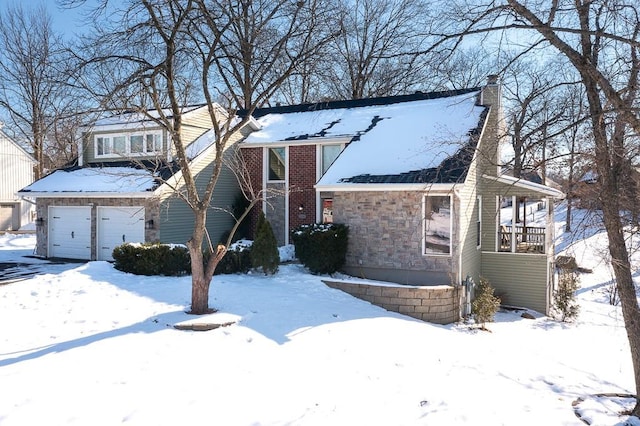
[48,206,92,260]
[0,203,18,231]
[97,207,145,261]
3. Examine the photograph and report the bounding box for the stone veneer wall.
[323,280,462,324]
[265,182,286,246]
[333,191,459,285]
[35,197,160,259]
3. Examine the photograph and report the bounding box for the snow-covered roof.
[243,90,486,188]
[482,174,565,198]
[18,166,159,197]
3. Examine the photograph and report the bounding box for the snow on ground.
[0,205,639,425]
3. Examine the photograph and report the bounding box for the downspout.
[454,185,465,318]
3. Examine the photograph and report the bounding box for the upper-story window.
[321,144,342,175]
[268,147,286,181]
[95,132,162,158]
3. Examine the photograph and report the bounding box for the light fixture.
[298,204,304,211]
[35,217,45,227]
[145,219,155,230]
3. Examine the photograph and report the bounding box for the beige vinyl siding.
[1,132,35,228]
[458,148,481,285]
[0,134,34,200]
[481,252,549,313]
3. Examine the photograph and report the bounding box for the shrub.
[214,240,253,275]
[112,243,190,276]
[290,223,349,274]
[553,271,580,321]
[472,276,501,329]
[250,212,279,275]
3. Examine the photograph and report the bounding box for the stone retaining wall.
[323,280,462,324]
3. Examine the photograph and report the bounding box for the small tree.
[251,212,279,275]
[553,271,580,322]
[472,277,501,330]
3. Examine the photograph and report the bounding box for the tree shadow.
[0,310,189,368]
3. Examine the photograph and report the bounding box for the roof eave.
[482,174,565,198]
[16,191,156,199]
[314,183,460,192]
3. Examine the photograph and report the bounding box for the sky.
[0,202,639,425]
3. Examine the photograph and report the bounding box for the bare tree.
[324,0,432,99]
[77,0,337,314]
[432,0,640,415]
[0,4,75,177]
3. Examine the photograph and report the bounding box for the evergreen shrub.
[290,223,349,274]
[213,240,253,275]
[472,276,501,329]
[250,212,279,275]
[112,243,190,276]
[553,270,580,321]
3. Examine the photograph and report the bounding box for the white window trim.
[94,131,163,158]
[422,194,453,257]
[266,146,287,183]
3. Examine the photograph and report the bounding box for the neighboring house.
[18,105,256,261]
[0,129,35,231]
[239,77,563,315]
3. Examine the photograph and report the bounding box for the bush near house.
[212,240,253,275]
[472,276,501,329]
[291,223,349,274]
[112,243,190,276]
[251,212,279,275]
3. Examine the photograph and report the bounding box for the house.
[239,76,563,316]
[0,129,35,231]
[18,105,256,261]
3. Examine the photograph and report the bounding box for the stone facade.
[265,183,286,246]
[323,280,462,324]
[333,190,458,285]
[35,197,160,259]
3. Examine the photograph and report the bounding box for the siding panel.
[481,252,549,313]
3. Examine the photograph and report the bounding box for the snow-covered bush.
[290,223,349,274]
[112,243,190,276]
[213,240,252,275]
[472,277,501,329]
[553,271,580,321]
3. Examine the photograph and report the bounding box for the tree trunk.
[188,243,213,315]
[600,197,640,415]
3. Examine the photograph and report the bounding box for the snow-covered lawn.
[1,206,639,425]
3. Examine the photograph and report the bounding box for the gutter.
[15,191,156,199]
[314,183,459,192]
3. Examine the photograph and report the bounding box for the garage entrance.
[48,206,92,260]
[97,206,145,261]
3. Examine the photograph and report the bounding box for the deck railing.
[498,225,546,254]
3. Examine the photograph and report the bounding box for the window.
[94,132,163,158]
[424,195,452,255]
[476,196,482,248]
[268,147,286,181]
[322,198,333,223]
[321,144,342,175]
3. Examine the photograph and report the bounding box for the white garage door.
[97,207,145,261]
[48,206,92,260]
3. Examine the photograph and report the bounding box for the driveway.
[0,259,84,284]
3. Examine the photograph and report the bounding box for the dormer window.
[95,132,162,158]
